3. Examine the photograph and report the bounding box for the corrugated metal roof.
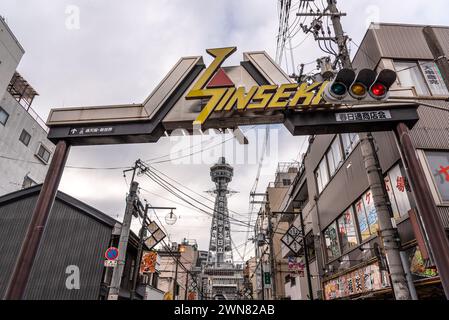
[0,184,118,227]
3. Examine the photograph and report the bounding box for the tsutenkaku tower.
[207,157,234,267]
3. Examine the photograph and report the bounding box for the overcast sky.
[1,0,448,261]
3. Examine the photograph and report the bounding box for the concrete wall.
[0,17,24,100]
[0,92,55,195]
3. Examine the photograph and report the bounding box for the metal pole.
[108,179,139,300]
[266,196,277,299]
[5,140,70,300]
[395,122,449,299]
[299,210,314,300]
[173,248,179,300]
[184,269,189,300]
[130,204,149,300]
[399,251,418,300]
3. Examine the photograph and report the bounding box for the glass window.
[316,157,330,194]
[327,137,343,176]
[19,129,31,146]
[0,107,9,125]
[341,133,359,157]
[337,207,358,252]
[385,175,400,219]
[362,190,379,235]
[424,151,449,202]
[282,179,291,186]
[419,61,449,96]
[324,222,340,260]
[385,164,412,218]
[36,144,51,163]
[355,198,371,241]
[394,61,430,96]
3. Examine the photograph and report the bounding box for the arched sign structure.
[45,46,418,145]
[6,47,429,300]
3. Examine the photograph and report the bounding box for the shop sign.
[323,262,390,300]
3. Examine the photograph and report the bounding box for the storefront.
[323,261,391,300]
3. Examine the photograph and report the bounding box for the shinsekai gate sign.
[45,46,419,145]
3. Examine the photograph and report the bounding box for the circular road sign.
[105,247,119,261]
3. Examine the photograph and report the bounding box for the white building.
[0,16,54,195]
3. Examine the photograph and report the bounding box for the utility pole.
[130,203,149,300]
[173,247,180,300]
[297,0,411,299]
[265,193,277,300]
[184,270,189,300]
[328,0,411,300]
[108,163,139,300]
[298,209,314,300]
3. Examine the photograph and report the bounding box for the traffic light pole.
[326,0,411,300]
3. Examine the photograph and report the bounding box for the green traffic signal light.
[330,82,347,96]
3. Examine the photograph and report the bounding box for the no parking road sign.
[104,247,119,267]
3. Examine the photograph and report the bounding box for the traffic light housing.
[323,68,397,104]
[264,272,271,285]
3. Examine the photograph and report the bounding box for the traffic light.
[323,68,397,104]
[264,272,271,285]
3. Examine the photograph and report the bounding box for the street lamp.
[165,209,177,225]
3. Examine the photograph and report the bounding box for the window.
[36,144,51,163]
[0,107,9,126]
[355,190,379,241]
[282,179,292,186]
[324,222,340,260]
[420,62,449,96]
[341,133,359,157]
[384,164,412,219]
[337,207,358,252]
[327,137,343,176]
[362,190,379,235]
[424,151,449,203]
[355,197,370,241]
[394,61,430,96]
[19,129,31,146]
[316,157,330,194]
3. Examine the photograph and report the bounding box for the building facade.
[277,23,449,300]
[0,17,54,196]
[254,162,300,300]
[157,240,201,300]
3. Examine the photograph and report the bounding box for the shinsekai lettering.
[185,47,329,125]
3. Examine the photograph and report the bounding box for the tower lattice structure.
[207,157,234,268]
